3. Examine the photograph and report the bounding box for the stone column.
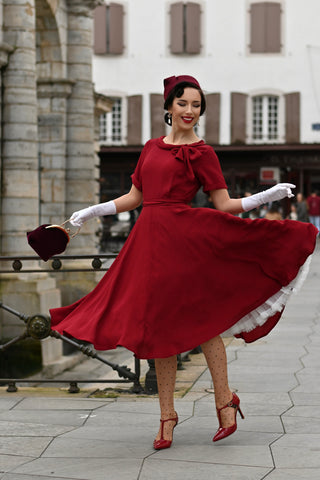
[1,0,39,256]
[37,78,74,225]
[0,40,14,241]
[0,0,62,367]
[65,0,101,254]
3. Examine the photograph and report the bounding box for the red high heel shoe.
[153,413,178,450]
[213,392,244,442]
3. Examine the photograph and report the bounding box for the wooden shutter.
[109,3,124,54]
[94,6,107,54]
[170,2,184,54]
[250,3,265,53]
[285,92,300,143]
[231,92,247,144]
[250,2,281,53]
[186,2,201,54]
[127,95,142,145]
[266,3,281,53]
[205,93,220,144]
[150,94,166,138]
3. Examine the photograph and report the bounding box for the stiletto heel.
[213,392,244,442]
[153,413,178,450]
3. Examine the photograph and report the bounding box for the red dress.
[50,137,318,359]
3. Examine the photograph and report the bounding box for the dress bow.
[171,145,203,181]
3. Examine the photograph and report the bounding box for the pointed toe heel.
[213,392,244,442]
[153,413,178,450]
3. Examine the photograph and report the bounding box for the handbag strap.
[45,220,80,239]
[61,219,81,238]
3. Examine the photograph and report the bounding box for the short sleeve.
[193,146,227,194]
[131,140,152,192]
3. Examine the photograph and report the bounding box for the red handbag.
[26,220,79,261]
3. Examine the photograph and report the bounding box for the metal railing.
[0,254,144,393]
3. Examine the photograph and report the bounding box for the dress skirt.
[50,203,318,359]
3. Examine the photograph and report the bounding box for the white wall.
[92,0,320,144]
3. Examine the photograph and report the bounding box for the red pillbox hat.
[163,75,201,100]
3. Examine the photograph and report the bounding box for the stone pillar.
[37,78,74,225]
[65,0,100,254]
[0,0,62,366]
[0,40,14,240]
[1,0,39,256]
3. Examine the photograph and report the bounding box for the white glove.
[70,200,117,227]
[241,183,295,212]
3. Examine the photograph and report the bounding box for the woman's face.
[168,88,201,130]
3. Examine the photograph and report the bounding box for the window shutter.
[250,2,281,53]
[285,92,300,143]
[94,6,107,54]
[231,92,247,144]
[127,95,142,145]
[266,3,281,53]
[170,2,184,54]
[186,3,201,54]
[109,3,124,54]
[250,2,266,53]
[205,93,220,144]
[150,94,166,138]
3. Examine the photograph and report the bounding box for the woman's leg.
[154,355,177,441]
[200,336,235,427]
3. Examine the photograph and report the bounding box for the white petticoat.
[224,255,312,337]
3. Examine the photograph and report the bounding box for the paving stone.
[41,436,153,458]
[282,405,320,418]
[282,416,320,434]
[290,392,320,405]
[140,459,271,480]
[0,436,50,456]
[150,444,274,468]
[0,410,91,426]
[271,434,320,468]
[12,457,143,480]
[0,420,74,437]
[2,475,63,480]
[0,454,32,473]
[0,398,23,410]
[13,397,110,411]
[263,468,320,479]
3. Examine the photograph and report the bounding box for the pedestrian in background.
[50,75,318,450]
[307,191,320,232]
[296,193,309,222]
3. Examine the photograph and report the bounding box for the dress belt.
[143,200,188,208]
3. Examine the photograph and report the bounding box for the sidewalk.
[1,243,320,480]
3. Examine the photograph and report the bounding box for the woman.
[50,75,318,449]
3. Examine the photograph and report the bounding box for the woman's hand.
[70,184,143,228]
[70,201,117,227]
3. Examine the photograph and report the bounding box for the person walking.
[307,191,320,232]
[50,75,318,449]
[296,193,309,222]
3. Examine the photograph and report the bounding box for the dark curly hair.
[164,81,206,125]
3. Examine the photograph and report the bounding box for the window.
[249,2,282,54]
[94,3,124,55]
[250,95,282,143]
[170,2,201,54]
[232,91,299,144]
[99,98,127,145]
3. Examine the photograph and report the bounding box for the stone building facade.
[0,0,108,368]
